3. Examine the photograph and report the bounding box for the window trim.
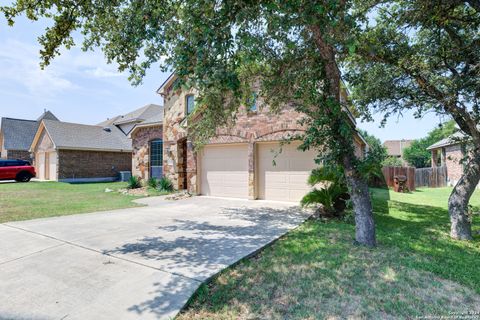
[185,94,195,116]
[149,139,163,168]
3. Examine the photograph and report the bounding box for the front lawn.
[178,187,480,319]
[0,181,165,223]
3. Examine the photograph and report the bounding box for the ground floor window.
[150,139,163,179]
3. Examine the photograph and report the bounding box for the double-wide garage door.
[200,142,317,202]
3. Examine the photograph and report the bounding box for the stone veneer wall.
[131,125,163,180]
[163,83,366,196]
[58,150,131,179]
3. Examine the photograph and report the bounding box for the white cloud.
[0,39,78,97]
[0,38,131,100]
[85,67,124,78]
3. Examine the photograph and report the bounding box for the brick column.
[248,142,256,200]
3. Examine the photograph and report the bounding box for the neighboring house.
[383,139,413,164]
[129,112,164,180]
[0,111,59,161]
[99,104,164,181]
[157,74,367,202]
[427,132,478,188]
[98,104,163,135]
[30,120,132,181]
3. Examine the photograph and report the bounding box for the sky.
[0,9,443,142]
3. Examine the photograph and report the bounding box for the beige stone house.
[30,120,132,181]
[0,111,59,161]
[157,74,367,202]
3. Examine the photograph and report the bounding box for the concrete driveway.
[0,196,309,320]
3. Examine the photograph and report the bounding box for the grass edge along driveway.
[177,187,480,320]
[0,181,165,223]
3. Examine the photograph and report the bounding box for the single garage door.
[258,142,317,202]
[200,144,249,199]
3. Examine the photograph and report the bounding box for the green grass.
[0,181,166,223]
[178,188,480,319]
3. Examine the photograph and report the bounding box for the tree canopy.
[1,0,377,245]
[345,0,480,240]
[403,120,457,168]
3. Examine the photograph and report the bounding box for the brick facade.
[57,150,131,180]
[161,78,366,196]
[4,150,31,161]
[131,125,163,180]
[430,143,480,188]
[444,144,464,186]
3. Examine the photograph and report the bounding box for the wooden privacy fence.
[382,166,416,191]
[415,166,447,188]
[382,166,448,190]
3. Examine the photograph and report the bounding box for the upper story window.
[186,95,195,115]
[249,92,257,112]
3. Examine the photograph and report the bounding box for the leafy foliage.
[382,156,404,167]
[158,176,174,192]
[403,121,457,168]
[127,176,142,189]
[147,177,159,189]
[301,166,350,217]
[358,130,387,186]
[0,0,376,245]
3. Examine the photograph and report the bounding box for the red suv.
[0,159,36,182]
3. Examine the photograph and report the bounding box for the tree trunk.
[448,152,480,240]
[309,23,376,247]
[343,153,376,247]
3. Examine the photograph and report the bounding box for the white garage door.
[200,144,249,199]
[36,152,45,180]
[258,142,318,202]
[48,152,57,181]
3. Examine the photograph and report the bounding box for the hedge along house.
[128,111,164,180]
[0,111,59,161]
[30,119,132,181]
[158,74,367,202]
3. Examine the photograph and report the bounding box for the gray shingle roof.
[1,111,59,151]
[42,120,132,152]
[427,132,467,150]
[1,118,38,151]
[97,104,163,126]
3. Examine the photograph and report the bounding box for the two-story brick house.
[158,74,367,202]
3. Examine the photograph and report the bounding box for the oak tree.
[2,0,377,246]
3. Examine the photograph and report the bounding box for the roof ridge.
[1,117,37,122]
[43,119,105,128]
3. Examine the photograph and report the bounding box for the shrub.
[147,177,159,189]
[382,156,403,167]
[127,176,142,189]
[158,176,174,192]
[301,165,350,218]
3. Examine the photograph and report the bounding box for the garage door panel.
[200,144,249,199]
[258,142,317,202]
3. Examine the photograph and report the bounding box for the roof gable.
[35,119,132,152]
[1,111,59,151]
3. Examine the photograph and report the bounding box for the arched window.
[186,94,195,115]
[150,139,163,179]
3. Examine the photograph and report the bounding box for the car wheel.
[16,172,32,182]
